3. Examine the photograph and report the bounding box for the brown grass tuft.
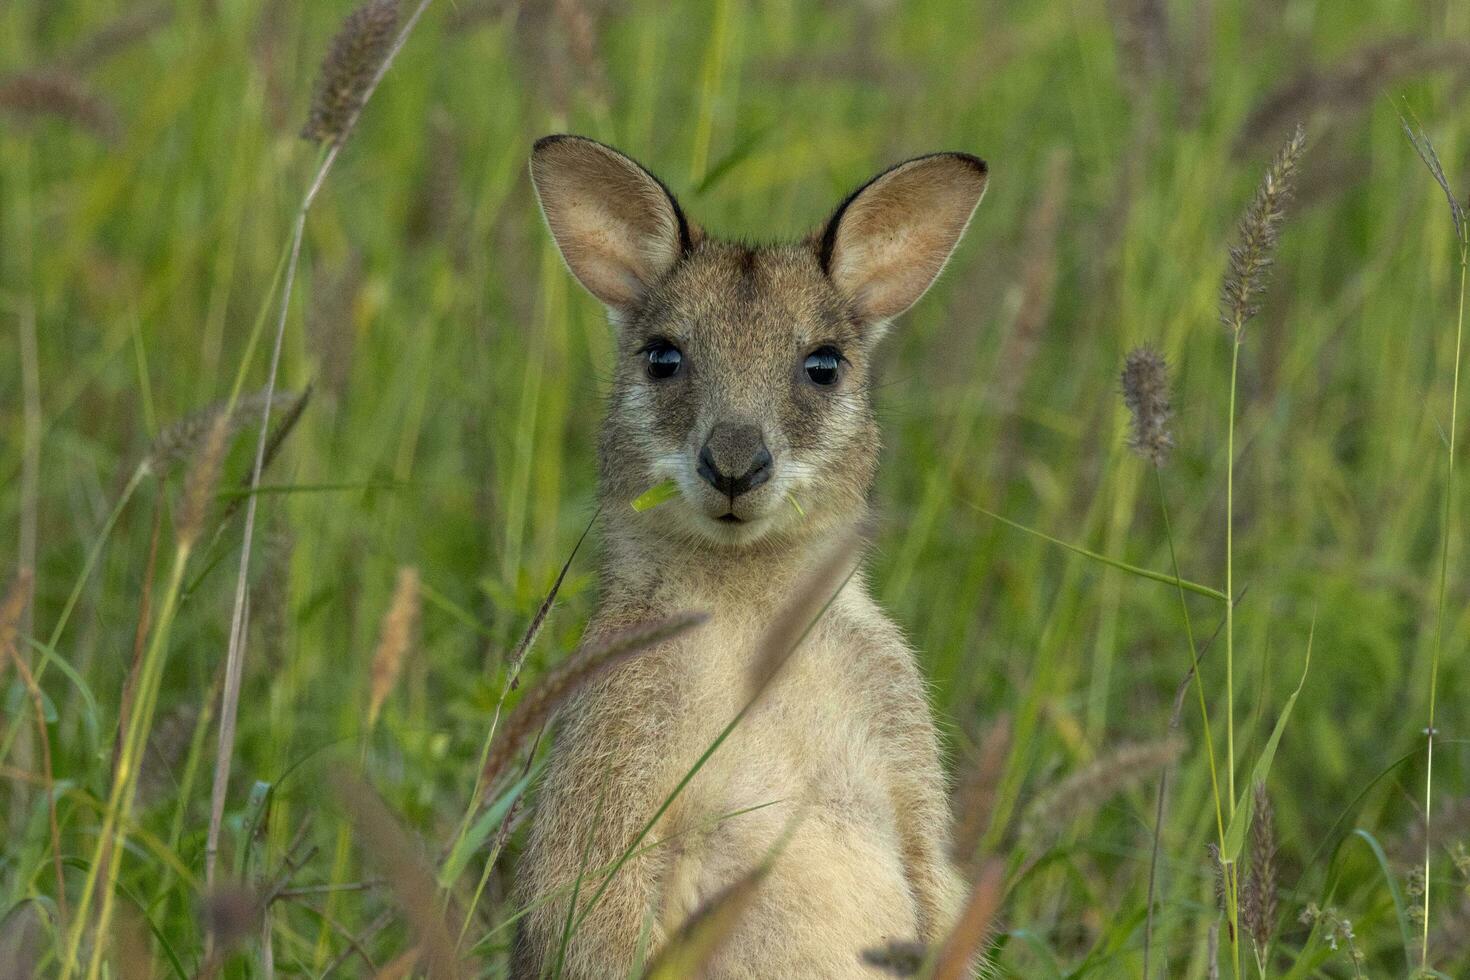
[302,0,401,144]
[148,388,305,475]
[331,770,463,980]
[860,940,928,976]
[1021,738,1184,844]
[62,3,174,72]
[1121,346,1174,466]
[1220,124,1306,338]
[367,566,421,729]
[640,857,771,979]
[0,71,118,139]
[479,611,709,797]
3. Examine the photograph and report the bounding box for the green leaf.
[1223,617,1314,861]
[437,770,534,889]
[631,480,680,512]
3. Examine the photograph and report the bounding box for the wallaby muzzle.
[696,422,774,499]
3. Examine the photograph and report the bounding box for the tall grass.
[1,1,1468,976]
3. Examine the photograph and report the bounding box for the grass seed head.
[367,566,421,729]
[1121,346,1174,466]
[302,0,400,144]
[1220,123,1306,337]
[861,940,928,976]
[177,414,231,548]
[1242,781,1278,958]
[1021,738,1183,843]
[0,71,118,139]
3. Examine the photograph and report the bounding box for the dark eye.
[803,346,843,386]
[645,341,683,380]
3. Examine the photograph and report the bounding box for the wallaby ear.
[818,152,988,325]
[530,135,693,312]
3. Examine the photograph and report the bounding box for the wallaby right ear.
[530,135,693,312]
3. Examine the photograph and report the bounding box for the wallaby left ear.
[818,152,988,325]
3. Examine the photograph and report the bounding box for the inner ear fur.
[530,134,695,311]
[818,152,988,325]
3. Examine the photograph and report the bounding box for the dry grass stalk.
[1206,919,1220,980]
[208,0,433,889]
[0,569,32,666]
[1020,738,1184,844]
[951,711,1012,873]
[1238,38,1470,156]
[302,0,401,144]
[1122,346,1174,466]
[0,71,118,139]
[479,611,709,797]
[0,571,64,923]
[1105,0,1169,94]
[367,567,421,729]
[331,770,462,980]
[1220,124,1306,338]
[177,413,232,548]
[992,147,1070,417]
[932,858,1005,980]
[640,858,771,979]
[1242,781,1278,963]
[745,528,862,699]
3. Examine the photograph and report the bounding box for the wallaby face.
[531,135,987,549]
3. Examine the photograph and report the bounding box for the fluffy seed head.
[1220,124,1306,336]
[1121,346,1174,465]
[148,389,304,475]
[1242,781,1279,957]
[301,0,400,144]
[367,566,421,729]
[1022,738,1184,843]
[177,414,231,547]
[0,71,118,139]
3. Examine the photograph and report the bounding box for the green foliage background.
[1,0,1468,975]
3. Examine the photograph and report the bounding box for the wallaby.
[512,134,988,978]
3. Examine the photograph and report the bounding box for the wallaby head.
[530,135,987,551]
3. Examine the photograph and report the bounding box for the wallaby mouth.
[717,512,743,523]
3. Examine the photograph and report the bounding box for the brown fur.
[514,135,988,978]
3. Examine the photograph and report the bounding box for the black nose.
[697,424,774,498]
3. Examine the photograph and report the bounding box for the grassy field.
[2,0,1469,975]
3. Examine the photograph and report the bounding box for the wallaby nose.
[697,424,774,498]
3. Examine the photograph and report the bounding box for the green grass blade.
[1349,828,1413,973]
[970,504,1227,601]
[1223,617,1314,861]
[631,480,680,512]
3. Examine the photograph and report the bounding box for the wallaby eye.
[644,341,683,380]
[803,347,843,386]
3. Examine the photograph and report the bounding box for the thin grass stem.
[1422,241,1467,969]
